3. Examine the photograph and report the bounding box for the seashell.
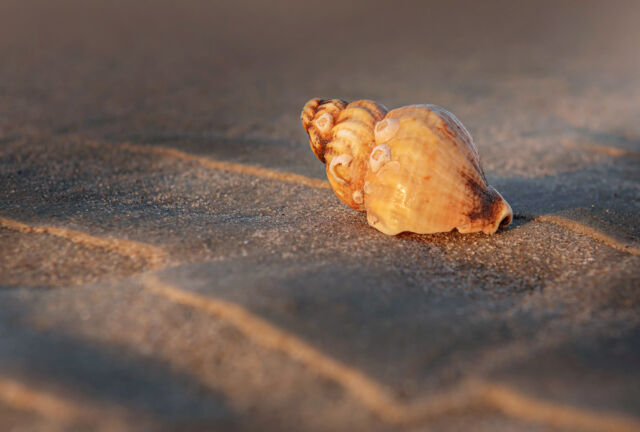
[301,99,513,235]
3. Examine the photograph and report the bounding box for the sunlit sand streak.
[479,382,640,432]
[142,275,640,431]
[563,141,640,159]
[0,377,82,422]
[515,214,640,256]
[0,376,130,430]
[116,142,331,190]
[140,274,403,420]
[0,217,168,267]
[102,140,638,256]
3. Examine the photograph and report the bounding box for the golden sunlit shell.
[301,99,513,235]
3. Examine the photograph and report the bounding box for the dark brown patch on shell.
[307,127,330,163]
[462,170,503,225]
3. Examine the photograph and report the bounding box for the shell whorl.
[301,98,388,210]
[366,104,512,234]
[301,98,348,163]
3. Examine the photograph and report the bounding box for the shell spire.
[301,98,388,210]
[301,99,512,234]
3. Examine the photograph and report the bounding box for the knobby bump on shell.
[301,99,513,235]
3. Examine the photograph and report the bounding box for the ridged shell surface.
[302,98,387,209]
[301,99,512,235]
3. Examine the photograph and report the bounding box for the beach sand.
[0,1,639,430]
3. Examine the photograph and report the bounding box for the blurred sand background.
[0,1,639,431]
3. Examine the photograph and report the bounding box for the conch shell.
[302,99,513,235]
